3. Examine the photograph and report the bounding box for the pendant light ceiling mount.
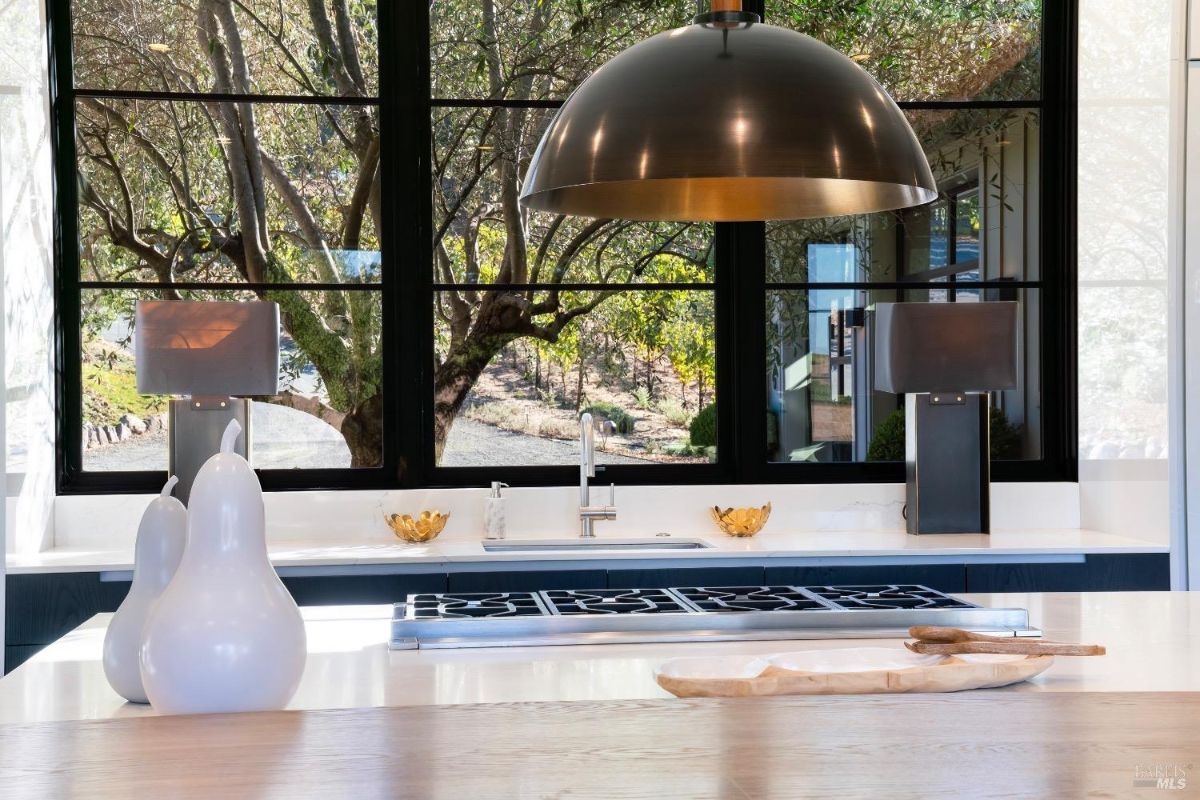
[519,0,937,222]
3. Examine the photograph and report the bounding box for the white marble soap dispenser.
[102,475,186,704]
[140,419,307,714]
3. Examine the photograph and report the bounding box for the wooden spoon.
[909,626,1036,644]
[906,627,1105,656]
[906,640,1105,656]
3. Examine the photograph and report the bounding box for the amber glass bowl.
[385,511,450,543]
[710,503,772,537]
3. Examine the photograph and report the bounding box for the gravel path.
[442,418,650,466]
[83,415,651,471]
[82,429,170,472]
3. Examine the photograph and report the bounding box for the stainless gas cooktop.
[389,585,1039,650]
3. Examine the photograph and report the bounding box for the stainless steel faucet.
[578,412,616,537]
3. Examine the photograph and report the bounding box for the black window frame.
[49,0,1076,494]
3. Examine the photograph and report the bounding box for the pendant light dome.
[519,2,937,222]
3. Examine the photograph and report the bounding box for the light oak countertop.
[0,692,1197,799]
[1,591,1198,726]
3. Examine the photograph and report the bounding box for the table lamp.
[874,302,1018,534]
[135,300,280,504]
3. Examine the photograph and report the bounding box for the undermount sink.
[482,537,714,553]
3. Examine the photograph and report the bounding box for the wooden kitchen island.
[1,592,1199,798]
[1,692,1197,798]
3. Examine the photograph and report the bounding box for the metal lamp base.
[168,397,250,505]
[905,392,990,535]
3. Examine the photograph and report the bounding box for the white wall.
[1,0,56,657]
[1184,0,1200,588]
[1077,0,1183,575]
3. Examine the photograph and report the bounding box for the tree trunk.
[433,334,508,461]
[575,357,586,411]
[340,394,384,468]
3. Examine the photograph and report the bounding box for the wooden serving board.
[655,648,1054,698]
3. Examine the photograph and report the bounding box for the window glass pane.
[766,0,1041,102]
[955,188,981,263]
[904,201,949,273]
[430,0,694,101]
[767,108,1039,283]
[80,288,383,472]
[72,0,379,97]
[766,288,1040,463]
[76,100,381,284]
[436,289,716,466]
[433,106,713,286]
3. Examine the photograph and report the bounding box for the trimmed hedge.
[582,402,635,434]
[866,406,1024,461]
[689,403,717,448]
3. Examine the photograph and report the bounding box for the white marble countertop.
[0,591,1196,725]
[4,528,1168,575]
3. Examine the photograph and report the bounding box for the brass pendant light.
[520,0,937,222]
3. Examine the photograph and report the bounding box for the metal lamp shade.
[519,11,937,222]
[135,300,280,397]
[874,302,1019,394]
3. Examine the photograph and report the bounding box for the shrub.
[866,409,906,462]
[989,410,1023,460]
[866,406,1023,461]
[633,386,653,410]
[689,403,717,448]
[657,398,692,427]
[582,402,635,434]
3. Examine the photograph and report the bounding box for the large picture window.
[53,0,1071,492]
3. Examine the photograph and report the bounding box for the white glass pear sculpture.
[102,475,186,704]
[140,420,306,714]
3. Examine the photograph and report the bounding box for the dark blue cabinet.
[5,573,130,674]
[447,569,607,593]
[607,566,765,589]
[965,553,1169,593]
[282,574,447,605]
[764,564,966,593]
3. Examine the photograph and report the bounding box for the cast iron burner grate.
[542,589,691,615]
[404,592,549,619]
[806,585,978,610]
[671,586,830,612]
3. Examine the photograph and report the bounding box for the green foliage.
[582,402,635,435]
[82,351,166,427]
[632,386,652,410]
[657,398,692,428]
[990,409,1023,460]
[664,441,715,459]
[866,408,907,462]
[689,403,717,448]
[866,406,1024,461]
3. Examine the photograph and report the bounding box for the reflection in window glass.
[438,290,716,467]
[768,109,1039,283]
[956,190,981,263]
[767,290,1041,463]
